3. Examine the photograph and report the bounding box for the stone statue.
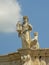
[21,54,33,65]
[16,16,39,49]
[30,32,40,49]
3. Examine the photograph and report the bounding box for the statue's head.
[34,32,38,36]
[23,16,28,23]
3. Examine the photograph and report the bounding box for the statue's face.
[23,18,28,24]
[24,18,28,22]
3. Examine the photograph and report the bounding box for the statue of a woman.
[16,16,39,49]
[16,16,32,49]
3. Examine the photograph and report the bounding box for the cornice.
[0,52,21,62]
[18,48,49,57]
[0,48,49,62]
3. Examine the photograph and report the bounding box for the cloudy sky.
[0,0,22,32]
[0,0,49,54]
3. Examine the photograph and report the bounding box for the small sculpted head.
[34,32,38,36]
[23,16,28,24]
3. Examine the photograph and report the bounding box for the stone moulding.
[18,48,49,57]
[0,48,49,62]
[0,52,21,62]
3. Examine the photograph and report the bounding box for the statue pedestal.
[18,48,49,65]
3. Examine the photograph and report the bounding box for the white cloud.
[0,0,22,32]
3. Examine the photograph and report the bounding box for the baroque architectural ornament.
[0,16,49,65]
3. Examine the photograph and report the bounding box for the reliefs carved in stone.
[40,60,46,65]
[33,57,40,65]
[21,54,33,65]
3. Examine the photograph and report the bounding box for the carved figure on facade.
[21,54,33,65]
[30,32,39,49]
[16,16,39,49]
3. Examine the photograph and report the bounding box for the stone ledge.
[18,48,49,56]
[0,48,49,62]
[0,52,21,62]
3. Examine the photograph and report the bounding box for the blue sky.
[0,0,49,54]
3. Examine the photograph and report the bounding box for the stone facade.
[0,49,49,65]
[0,52,21,65]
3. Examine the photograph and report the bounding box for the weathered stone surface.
[0,49,49,65]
